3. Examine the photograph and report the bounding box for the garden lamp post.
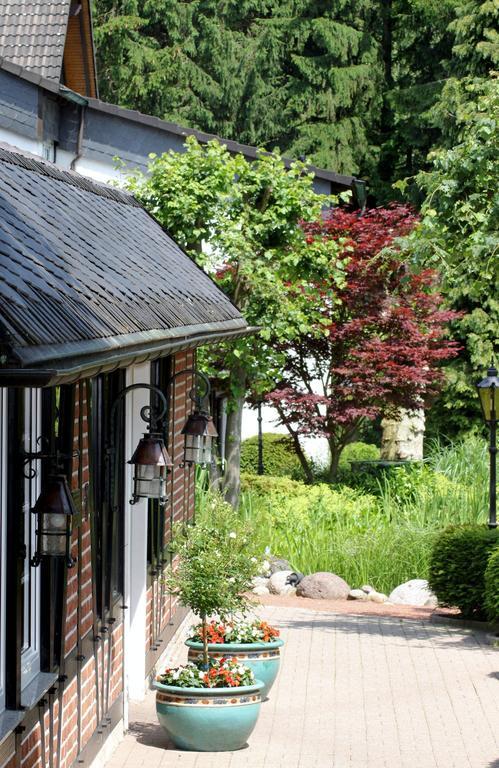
[476,364,498,529]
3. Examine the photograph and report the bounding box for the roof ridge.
[0,143,139,206]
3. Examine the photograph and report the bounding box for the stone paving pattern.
[105,606,499,768]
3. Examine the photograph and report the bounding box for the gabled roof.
[0,1,70,81]
[0,146,249,385]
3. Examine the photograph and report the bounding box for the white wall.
[123,363,151,704]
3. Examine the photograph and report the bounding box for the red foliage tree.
[266,204,461,481]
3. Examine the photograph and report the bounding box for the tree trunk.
[222,365,246,509]
[201,614,209,669]
[276,405,314,483]
[327,441,342,483]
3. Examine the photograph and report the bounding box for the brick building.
[0,146,250,767]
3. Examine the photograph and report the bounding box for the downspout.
[70,103,86,172]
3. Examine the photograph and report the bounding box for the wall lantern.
[128,432,172,505]
[178,369,218,467]
[109,368,217,508]
[31,474,77,567]
[476,364,498,529]
[181,411,218,466]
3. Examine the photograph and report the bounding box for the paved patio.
[105,605,499,768]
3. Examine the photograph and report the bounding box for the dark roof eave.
[0,323,260,387]
[0,57,361,190]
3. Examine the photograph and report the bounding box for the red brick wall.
[2,351,199,768]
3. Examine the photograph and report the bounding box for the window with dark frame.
[89,370,125,619]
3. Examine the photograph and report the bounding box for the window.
[0,389,7,711]
[21,389,41,689]
[90,370,125,617]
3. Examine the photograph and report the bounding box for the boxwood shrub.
[240,433,304,479]
[429,525,499,618]
[484,548,499,623]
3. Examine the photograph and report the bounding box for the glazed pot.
[185,638,284,698]
[155,679,263,751]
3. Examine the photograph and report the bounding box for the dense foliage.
[240,433,305,480]
[484,548,499,622]
[405,76,499,437]
[237,436,490,594]
[266,205,460,479]
[94,0,499,194]
[124,137,345,504]
[157,658,255,688]
[428,525,499,617]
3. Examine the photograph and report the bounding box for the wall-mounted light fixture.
[108,368,217,509]
[31,474,77,567]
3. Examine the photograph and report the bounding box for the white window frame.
[0,389,7,711]
[21,389,41,689]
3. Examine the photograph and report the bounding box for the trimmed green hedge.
[428,525,499,618]
[485,548,499,622]
[240,433,304,479]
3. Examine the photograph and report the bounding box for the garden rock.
[297,572,350,600]
[368,591,388,603]
[269,570,296,595]
[348,589,370,601]
[268,556,294,574]
[388,579,438,607]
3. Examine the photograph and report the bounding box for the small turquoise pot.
[155,680,263,751]
[185,638,284,698]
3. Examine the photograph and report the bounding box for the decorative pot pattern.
[185,638,284,698]
[155,680,263,751]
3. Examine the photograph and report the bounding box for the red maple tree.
[266,204,461,481]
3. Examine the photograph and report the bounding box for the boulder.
[367,591,388,603]
[348,589,369,601]
[268,556,294,574]
[269,570,297,595]
[296,572,350,600]
[388,579,438,607]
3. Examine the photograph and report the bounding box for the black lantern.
[476,365,498,529]
[128,432,173,505]
[31,474,77,567]
[181,411,218,466]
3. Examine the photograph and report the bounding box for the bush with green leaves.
[166,492,260,665]
[428,525,499,618]
[240,433,305,479]
[484,548,499,623]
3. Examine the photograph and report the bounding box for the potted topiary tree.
[155,493,265,751]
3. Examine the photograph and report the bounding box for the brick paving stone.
[104,606,499,768]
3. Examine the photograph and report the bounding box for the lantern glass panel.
[183,434,212,465]
[478,386,497,423]
[133,463,167,500]
[39,511,69,556]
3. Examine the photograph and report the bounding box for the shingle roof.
[0,1,70,81]
[0,146,248,382]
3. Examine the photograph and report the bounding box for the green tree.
[401,76,499,436]
[123,137,345,505]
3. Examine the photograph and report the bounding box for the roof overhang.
[0,322,260,387]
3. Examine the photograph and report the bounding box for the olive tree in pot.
[155,494,263,751]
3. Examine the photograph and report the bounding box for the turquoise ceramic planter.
[155,680,263,751]
[185,638,284,698]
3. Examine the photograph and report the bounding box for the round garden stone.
[296,572,350,600]
[388,579,438,607]
[268,556,294,574]
[269,571,296,595]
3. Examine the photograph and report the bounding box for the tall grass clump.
[232,435,490,595]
